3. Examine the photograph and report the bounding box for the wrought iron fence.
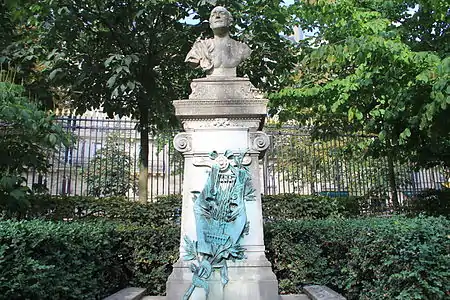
[24,115,448,202]
[26,114,183,201]
[262,127,447,206]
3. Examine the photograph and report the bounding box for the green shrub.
[1,210,448,299]
[262,193,439,219]
[0,194,183,298]
[405,188,450,217]
[262,194,358,220]
[1,194,182,225]
[0,220,127,300]
[81,134,138,197]
[119,224,179,295]
[6,193,360,223]
[5,192,434,223]
[265,216,450,299]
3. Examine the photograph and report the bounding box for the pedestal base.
[142,295,308,300]
[165,259,279,300]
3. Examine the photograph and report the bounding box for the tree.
[0,0,56,109]
[0,70,71,215]
[269,0,450,171]
[1,0,194,202]
[1,0,299,202]
[82,134,138,197]
[45,0,197,203]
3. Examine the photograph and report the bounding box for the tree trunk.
[387,150,399,208]
[138,110,149,203]
[310,159,317,194]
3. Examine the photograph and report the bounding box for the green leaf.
[379,130,386,141]
[399,128,411,141]
[127,81,136,91]
[348,108,354,122]
[104,55,116,67]
[48,133,57,145]
[49,68,62,80]
[10,189,26,200]
[355,110,363,121]
[107,75,117,88]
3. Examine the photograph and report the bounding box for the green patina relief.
[183,150,255,300]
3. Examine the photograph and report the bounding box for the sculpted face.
[209,6,232,30]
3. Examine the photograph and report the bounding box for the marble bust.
[185,6,252,76]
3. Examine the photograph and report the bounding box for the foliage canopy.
[1,0,298,201]
[269,0,450,168]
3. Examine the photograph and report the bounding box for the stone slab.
[142,294,309,300]
[104,286,344,300]
[280,294,310,300]
[303,285,346,300]
[103,287,146,300]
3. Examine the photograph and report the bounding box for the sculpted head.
[184,6,251,75]
[209,6,233,31]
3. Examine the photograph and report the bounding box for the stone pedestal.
[166,76,278,300]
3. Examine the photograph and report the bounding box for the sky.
[283,0,295,5]
[183,0,297,25]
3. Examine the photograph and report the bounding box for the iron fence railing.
[262,127,447,206]
[24,115,448,202]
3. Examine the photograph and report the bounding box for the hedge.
[2,194,353,222]
[3,192,449,222]
[265,216,450,299]
[1,216,448,299]
[1,194,449,299]
[116,223,179,296]
[0,220,125,300]
[0,194,182,225]
[264,191,450,218]
[0,219,179,300]
[262,194,360,220]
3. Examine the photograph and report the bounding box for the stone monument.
[105,6,346,300]
[150,6,344,300]
[166,6,278,300]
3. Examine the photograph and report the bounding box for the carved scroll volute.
[173,133,192,153]
[249,132,270,158]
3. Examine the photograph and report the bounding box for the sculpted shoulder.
[232,39,252,61]
[185,38,215,72]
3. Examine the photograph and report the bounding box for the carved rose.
[216,155,230,171]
